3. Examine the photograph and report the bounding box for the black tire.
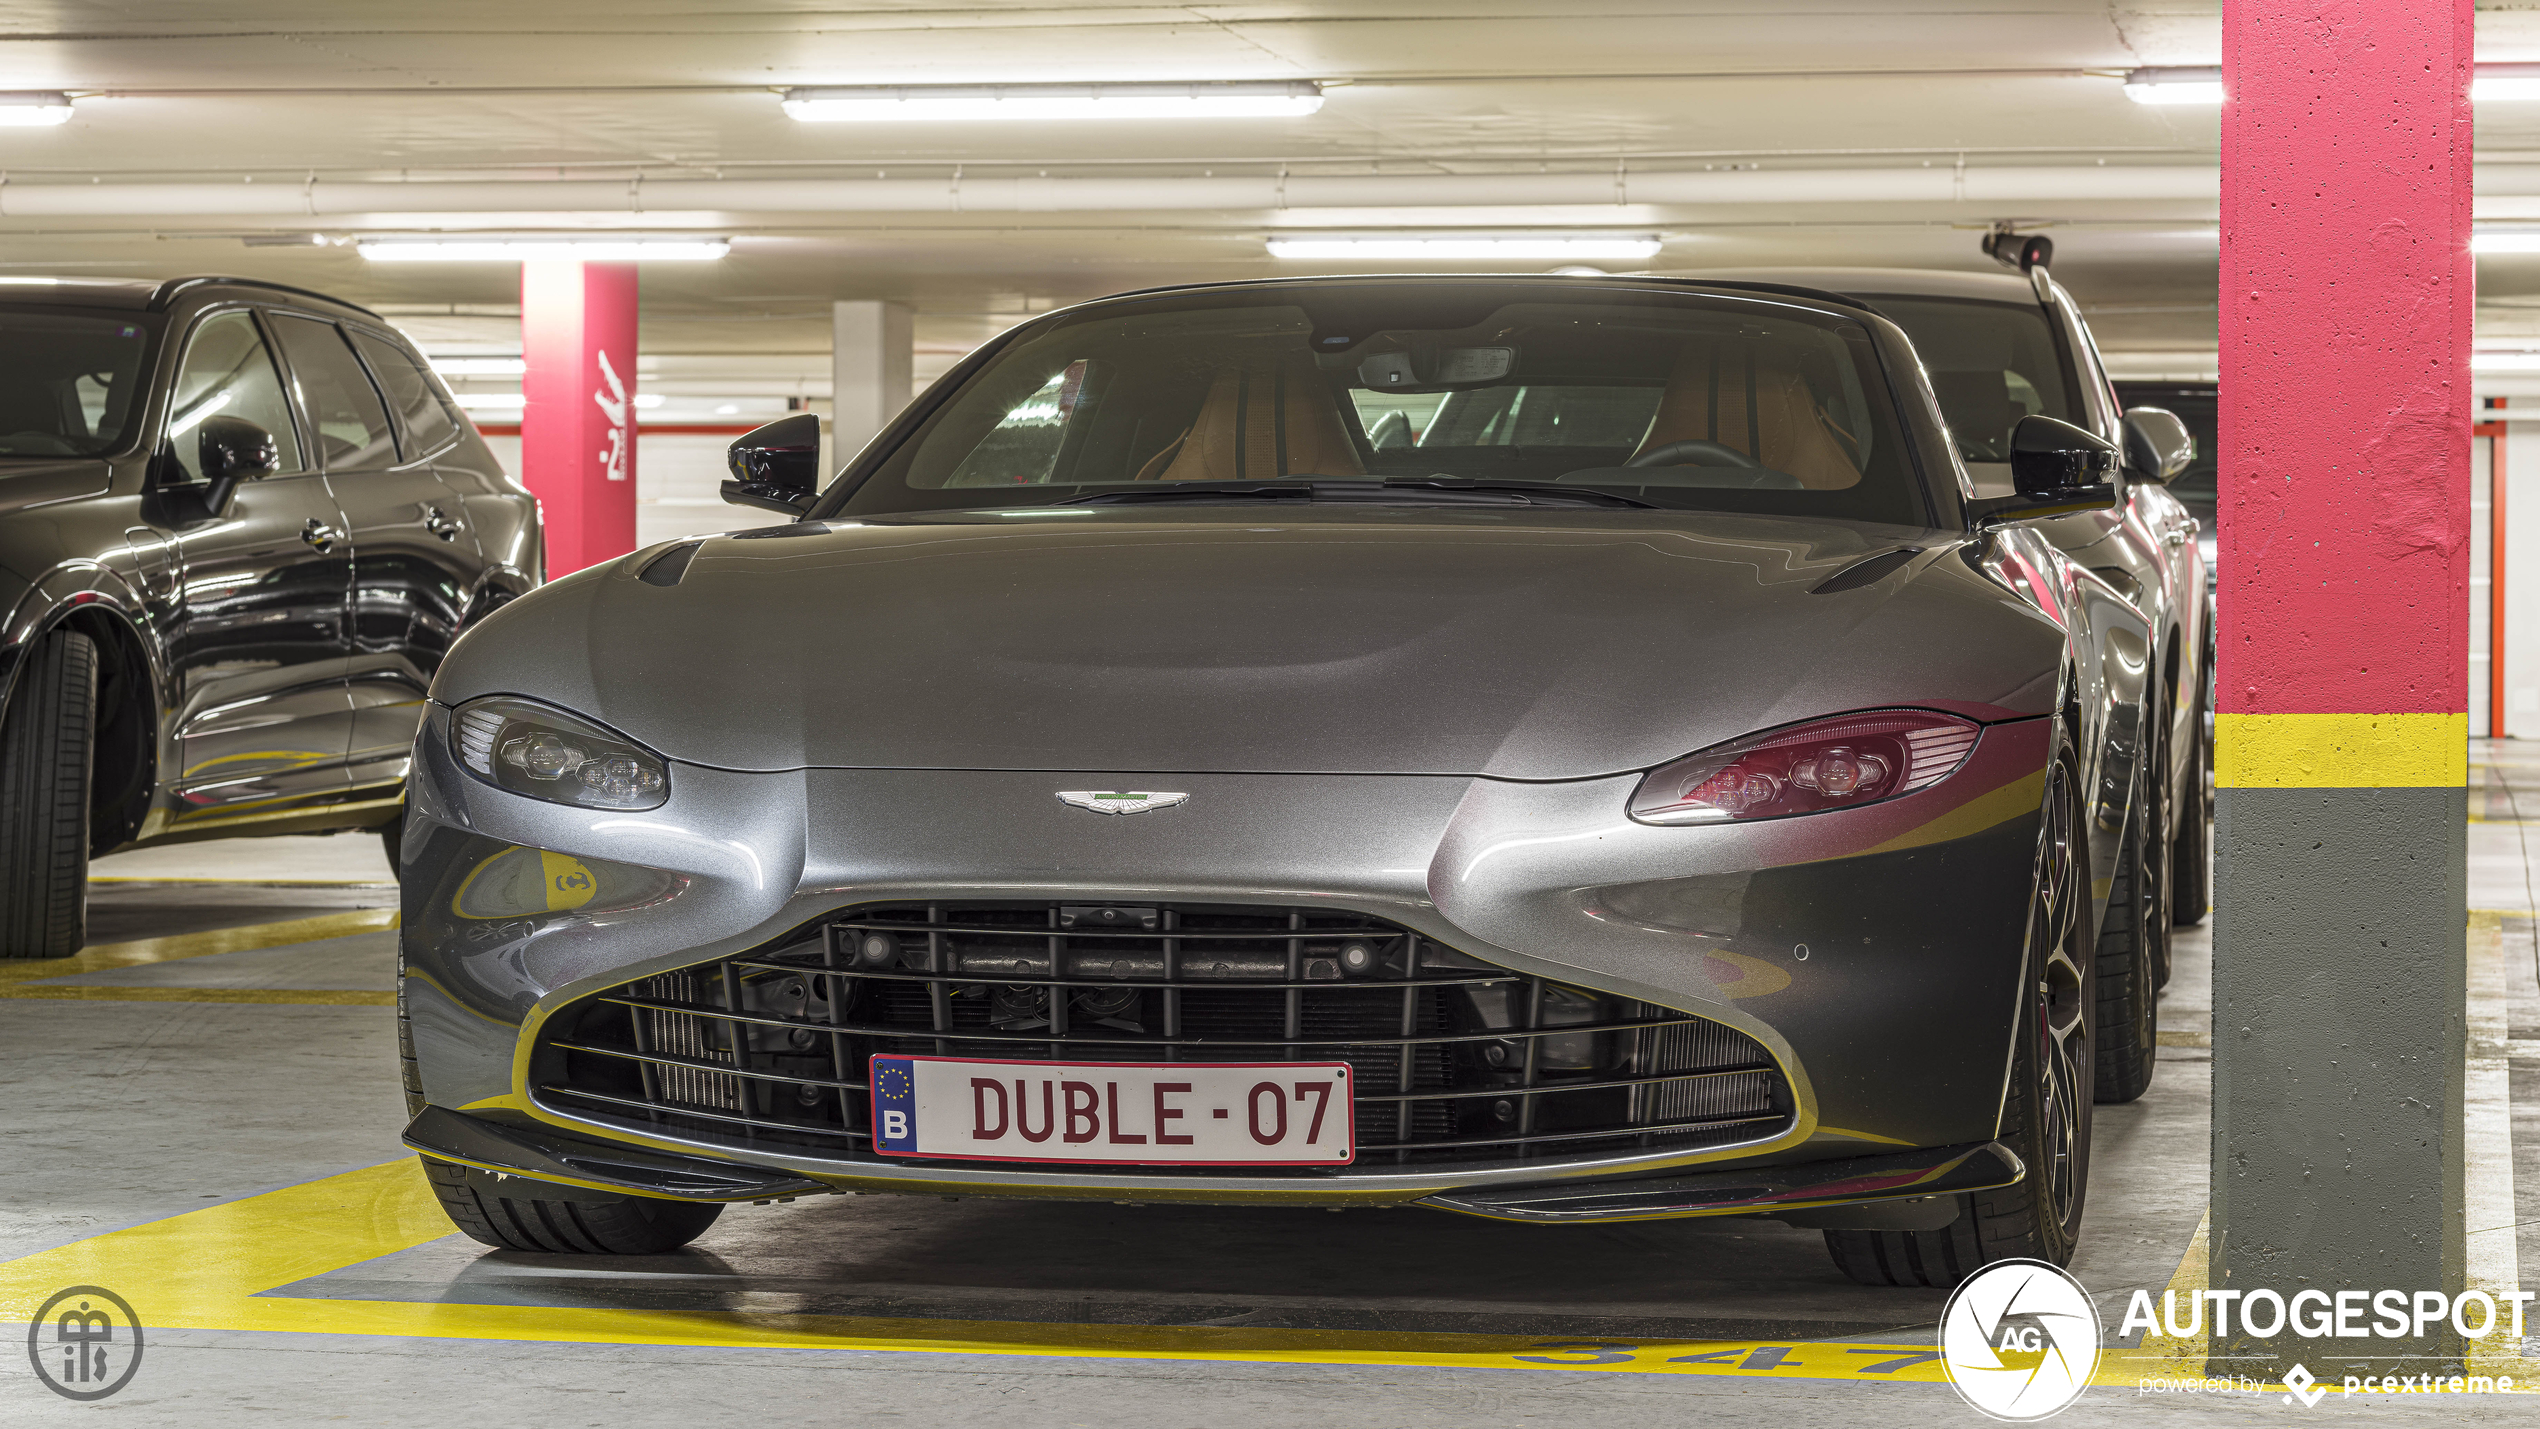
[1826,741,2093,1287]
[2093,720,2168,1104]
[2170,649,2213,929]
[0,629,96,959]
[420,1156,723,1254]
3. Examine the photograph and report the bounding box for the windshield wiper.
[1057,479,1653,510]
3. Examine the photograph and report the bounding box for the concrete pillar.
[832,300,914,461]
[521,260,639,575]
[2212,0,2470,1382]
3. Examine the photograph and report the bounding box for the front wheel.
[1825,743,2093,1286]
[420,1157,724,1254]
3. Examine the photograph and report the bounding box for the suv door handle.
[301,517,344,552]
[424,505,462,541]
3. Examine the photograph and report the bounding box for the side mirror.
[2120,406,2195,482]
[722,413,823,516]
[148,416,279,526]
[1966,414,2120,526]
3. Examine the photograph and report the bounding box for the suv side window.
[167,310,305,481]
[345,326,460,459]
[269,313,397,470]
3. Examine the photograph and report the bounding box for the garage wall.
[473,432,782,558]
[2505,424,2540,736]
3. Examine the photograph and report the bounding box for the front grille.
[536,901,1793,1172]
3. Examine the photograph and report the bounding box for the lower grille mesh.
[538,901,1793,1173]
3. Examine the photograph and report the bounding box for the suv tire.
[0,629,97,959]
[2093,723,2167,1104]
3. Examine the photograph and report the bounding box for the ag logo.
[1056,791,1189,816]
[1938,1259,2100,1421]
[25,1285,144,1402]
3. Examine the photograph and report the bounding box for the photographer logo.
[25,1285,144,1402]
[1940,1259,2101,1421]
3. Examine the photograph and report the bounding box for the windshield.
[834,283,1930,525]
[1861,295,2081,497]
[0,307,154,458]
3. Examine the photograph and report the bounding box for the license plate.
[868,1055,1355,1166]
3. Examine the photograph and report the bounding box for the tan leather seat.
[1630,341,1862,489]
[1139,349,1366,481]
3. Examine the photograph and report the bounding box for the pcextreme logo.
[1939,1259,2102,1421]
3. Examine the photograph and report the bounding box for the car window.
[844,283,1927,525]
[166,310,304,479]
[1862,296,2081,471]
[269,313,398,471]
[0,307,153,458]
[345,326,460,459]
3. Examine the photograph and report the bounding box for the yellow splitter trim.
[2216,712,2468,789]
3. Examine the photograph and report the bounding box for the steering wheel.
[1627,439,1760,469]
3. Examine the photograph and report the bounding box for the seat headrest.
[1630,340,1863,490]
[1145,349,1366,481]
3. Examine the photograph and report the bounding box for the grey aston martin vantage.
[395,275,2172,1289]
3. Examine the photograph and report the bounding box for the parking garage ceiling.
[5,2,2540,376]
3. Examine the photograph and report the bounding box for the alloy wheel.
[2029,759,2088,1233]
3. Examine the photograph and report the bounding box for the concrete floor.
[0,793,2532,1424]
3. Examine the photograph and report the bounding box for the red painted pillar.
[2213,0,2471,1379]
[521,260,638,576]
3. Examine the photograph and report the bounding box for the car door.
[267,312,475,802]
[156,307,360,828]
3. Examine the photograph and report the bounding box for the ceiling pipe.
[31,161,2540,220]
[0,165,2230,219]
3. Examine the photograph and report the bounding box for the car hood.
[435,509,2063,779]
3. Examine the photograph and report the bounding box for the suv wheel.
[1825,742,2093,1286]
[2092,716,2168,1104]
[0,629,97,959]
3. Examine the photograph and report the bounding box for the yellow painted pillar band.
[2214,712,2468,789]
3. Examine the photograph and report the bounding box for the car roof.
[0,275,382,319]
[1092,271,1883,319]
[1657,266,2044,305]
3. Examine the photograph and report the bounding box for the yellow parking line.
[0,986,395,1006]
[0,908,398,993]
[0,1160,1973,1383]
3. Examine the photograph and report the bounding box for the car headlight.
[449,696,669,811]
[1628,709,1980,825]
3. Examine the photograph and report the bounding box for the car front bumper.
[401,703,2051,1214]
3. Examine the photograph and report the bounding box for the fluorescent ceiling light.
[360,240,730,262]
[451,393,528,411]
[2129,62,2540,105]
[1267,235,1662,261]
[2474,352,2540,371]
[783,80,1322,122]
[2479,64,2540,100]
[430,356,527,376]
[2474,231,2540,253]
[0,91,73,126]
[633,393,665,409]
[2122,67,2225,105]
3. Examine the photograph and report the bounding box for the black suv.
[0,276,539,957]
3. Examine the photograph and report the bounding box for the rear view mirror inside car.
[1357,345,1516,391]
